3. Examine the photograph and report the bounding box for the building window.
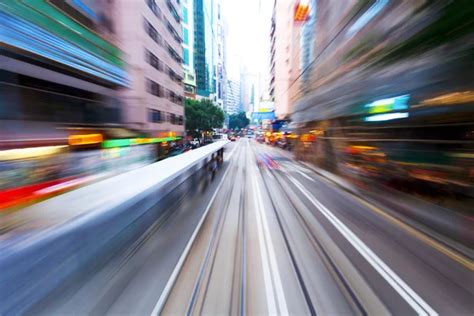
[166,90,184,105]
[146,49,165,72]
[149,109,162,122]
[146,0,162,19]
[167,45,182,63]
[168,90,175,103]
[147,78,164,97]
[169,113,176,125]
[167,22,181,43]
[184,84,194,94]
[182,7,188,24]
[183,48,189,66]
[144,20,162,45]
[166,0,180,23]
[146,50,158,68]
[183,27,189,45]
[167,66,181,83]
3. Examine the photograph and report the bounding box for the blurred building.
[287,0,474,200]
[193,0,226,110]
[214,0,226,110]
[269,0,301,119]
[225,79,240,115]
[193,0,213,98]
[0,0,128,147]
[239,66,249,112]
[291,0,474,123]
[239,66,260,113]
[182,0,197,99]
[112,0,185,136]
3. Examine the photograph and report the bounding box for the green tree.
[185,98,224,133]
[229,112,250,130]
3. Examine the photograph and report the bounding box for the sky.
[223,0,274,81]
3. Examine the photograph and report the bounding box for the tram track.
[157,141,248,315]
[252,142,390,315]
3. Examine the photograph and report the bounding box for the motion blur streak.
[286,174,437,316]
[1,0,474,315]
[350,194,474,271]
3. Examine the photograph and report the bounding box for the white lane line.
[252,168,289,315]
[280,163,315,183]
[295,165,313,174]
[252,175,278,315]
[150,142,239,316]
[293,167,316,183]
[287,175,438,316]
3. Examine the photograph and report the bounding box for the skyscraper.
[214,0,226,109]
[193,0,212,97]
[240,66,249,112]
[225,80,240,115]
[193,0,226,109]
[269,0,298,119]
[182,0,197,99]
[112,0,185,136]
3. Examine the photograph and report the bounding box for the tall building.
[289,0,474,181]
[225,80,240,115]
[288,2,306,105]
[0,1,127,146]
[193,0,226,109]
[249,83,255,112]
[193,0,213,97]
[269,0,298,119]
[214,0,226,109]
[113,0,185,136]
[239,67,249,112]
[182,0,197,99]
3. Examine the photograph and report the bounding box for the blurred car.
[229,135,237,141]
[190,138,200,149]
[202,137,214,145]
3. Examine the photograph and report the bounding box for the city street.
[2,1,474,315]
[29,139,473,315]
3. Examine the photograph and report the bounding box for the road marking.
[293,167,316,183]
[280,164,315,183]
[252,175,278,315]
[287,175,438,316]
[150,142,239,316]
[225,142,239,161]
[252,168,289,315]
[300,162,474,270]
[352,195,474,271]
[292,164,313,174]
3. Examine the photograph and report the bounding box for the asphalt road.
[30,138,473,315]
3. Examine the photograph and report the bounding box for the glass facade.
[183,27,189,45]
[182,6,188,23]
[193,0,215,97]
[183,48,189,65]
